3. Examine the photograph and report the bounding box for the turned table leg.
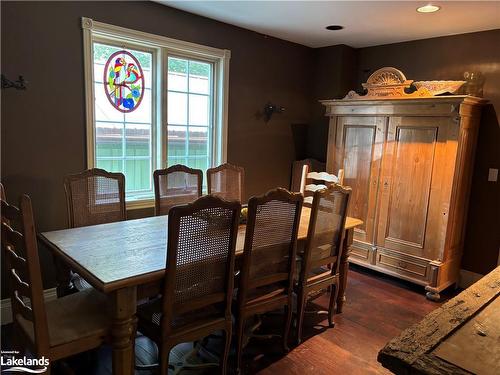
[336,227,354,314]
[111,286,137,375]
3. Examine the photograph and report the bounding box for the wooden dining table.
[39,206,362,375]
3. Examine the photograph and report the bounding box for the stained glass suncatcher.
[103,50,145,113]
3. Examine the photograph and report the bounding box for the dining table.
[39,206,362,375]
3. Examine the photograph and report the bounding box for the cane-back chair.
[1,195,111,374]
[64,168,126,228]
[136,195,241,375]
[296,184,351,344]
[235,188,303,372]
[63,168,126,291]
[207,163,245,202]
[153,165,203,216]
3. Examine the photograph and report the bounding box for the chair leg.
[159,343,173,375]
[296,290,307,345]
[328,283,339,328]
[283,300,293,352]
[235,316,246,374]
[11,322,24,354]
[221,326,232,375]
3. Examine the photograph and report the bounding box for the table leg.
[336,227,354,314]
[111,286,137,375]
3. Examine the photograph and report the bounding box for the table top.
[378,266,500,374]
[40,207,363,293]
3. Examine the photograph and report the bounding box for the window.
[83,18,230,208]
[167,57,213,172]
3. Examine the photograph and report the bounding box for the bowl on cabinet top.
[413,80,466,95]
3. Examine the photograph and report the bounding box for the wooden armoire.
[322,68,486,300]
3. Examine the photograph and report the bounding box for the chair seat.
[71,272,93,291]
[246,285,286,305]
[17,288,110,348]
[137,298,225,336]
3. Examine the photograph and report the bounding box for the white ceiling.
[157,1,500,48]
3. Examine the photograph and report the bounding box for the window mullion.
[122,112,126,176]
[185,60,190,167]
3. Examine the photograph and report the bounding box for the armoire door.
[376,116,455,260]
[329,116,387,249]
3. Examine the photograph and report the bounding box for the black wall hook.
[263,102,285,122]
[1,74,27,90]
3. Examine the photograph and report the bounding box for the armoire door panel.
[386,127,437,247]
[333,116,386,245]
[377,117,453,259]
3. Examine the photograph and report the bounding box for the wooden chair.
[291,158,326,192]
[300,165,344,206]
[64,168,126,228]
[63,168,126,291]
[0,182,7,225]
[136,195,241,375]
[1,195,111,374]
[153,165,203,216]
[296,184,351,344]
[235,188,303,372]
[207,163,245,203]
[1,182,6,200]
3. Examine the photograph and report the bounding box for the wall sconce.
[263,102,285,122]
[1,74,27,90]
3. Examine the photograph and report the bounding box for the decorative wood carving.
[345,67,431,99]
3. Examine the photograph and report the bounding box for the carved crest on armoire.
[322,67,487,300]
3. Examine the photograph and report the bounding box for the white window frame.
[82,17,230,209]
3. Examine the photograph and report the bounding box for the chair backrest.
[238,188,303,306]
[299,184,351,285]
[300,165,344,205]
[153,165,203,216]
[2,195,50,354]
[0,183,7,225]
[64,168,126,228]
[207,163,245,203]
[291,158,326,192]
[161,195,240,337]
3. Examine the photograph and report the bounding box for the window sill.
[126,198,154,210]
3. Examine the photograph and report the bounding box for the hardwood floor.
[1,265,453,374]
[242,265,452,374]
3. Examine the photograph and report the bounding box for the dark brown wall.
[1,1,313,293]
[307,44,357,160]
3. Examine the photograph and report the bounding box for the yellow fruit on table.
[240,207,248,222]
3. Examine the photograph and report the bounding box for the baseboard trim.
[458,269,483,289]
[1,288,57,325]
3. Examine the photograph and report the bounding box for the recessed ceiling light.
[416,4,441,13]
[326,25,344,31]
